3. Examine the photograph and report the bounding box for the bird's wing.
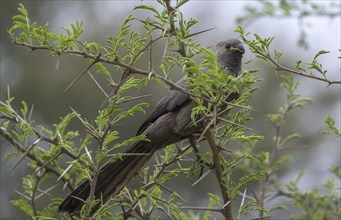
[136,78,189,135]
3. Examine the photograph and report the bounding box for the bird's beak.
[236,43,245,54]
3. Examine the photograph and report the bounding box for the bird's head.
[215,38,245,75]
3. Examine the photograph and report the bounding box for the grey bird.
[58,38,245,215]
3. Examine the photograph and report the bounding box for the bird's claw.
[194,155,213,178]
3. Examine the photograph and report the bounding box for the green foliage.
[10,197,34,217]
[9,175,61,219]
[2,1,340,220]
[182,47,260,129]
[267,74,312,128]
[322,115,341,137]
[236,25,339,87]
[276,168,341,220]
[8,3,84,55]
[231,56,338,219]
[1,62,150,219]
[237,201,266,220]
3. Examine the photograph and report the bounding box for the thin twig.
[64,53,102,92]
[186,27,216,38]
[217,116,253,131]
[35,184,59,200]
[10,138,42,172]
[240,36,341,85]
[34,151,62,174]
[123,145,193,217]
[191,168,214,187]
[12,40,253,111]
[88,71,109,98]
[117,94,151,105]
[14,190,31,200]
[0,128,74,190]
[182,206,222,212]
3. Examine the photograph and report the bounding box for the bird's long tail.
[58,141,155,215]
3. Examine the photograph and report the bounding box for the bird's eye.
[225,44,231,50]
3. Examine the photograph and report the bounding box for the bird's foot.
[194,155,213,178]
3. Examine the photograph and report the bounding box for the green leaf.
[17,3,28,17]
[321,115,341,137]
[274,49,283,61]
[95,62,111,77]
[103,131,119,146]
[10,198,34,217]
[113,135,149,150]
[313,50,329,61]
[237,201,267,219]
[175,0,190,9]
[134,5,161,18]
[207,193,221,205]
[269,205,288,213]
[117,102,148,120]
[4,151,20,161]
[20,101,28,117]
[236,171,267,193]
[234,135,263,142]
[280,133,301,147]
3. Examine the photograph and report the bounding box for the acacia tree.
[1,1,340,219]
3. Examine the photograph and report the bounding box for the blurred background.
[1,1,340,219]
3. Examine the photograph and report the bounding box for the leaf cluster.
[3,1,341,220]
[1,77,149,219]
[236,26,340,85]
[277,167,340,220]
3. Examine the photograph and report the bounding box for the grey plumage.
[58,38,245,215]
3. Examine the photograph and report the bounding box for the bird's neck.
[217,54,242,76]
[220,61,242,76]
[227,64,241,75]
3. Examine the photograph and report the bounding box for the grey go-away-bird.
[59,38,245,215]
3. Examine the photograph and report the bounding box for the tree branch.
[204,127,233,219]
[12,40,251,111]
[0,127,74,191]
[239,36,341,85]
